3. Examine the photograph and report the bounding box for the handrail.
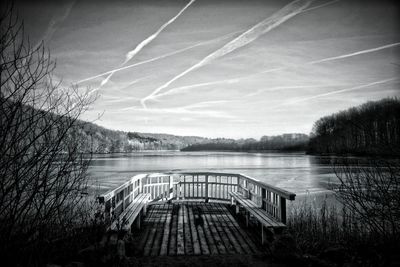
[98,171,296,225]
[238,174,295,200]
[173,172,295,200]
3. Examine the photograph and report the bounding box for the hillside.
[76,120,309,153]
[76,121,212,153]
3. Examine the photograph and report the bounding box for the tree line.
[308,98,400,156]
[181,134,309,152]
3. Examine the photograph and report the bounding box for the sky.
[16,0,400,139]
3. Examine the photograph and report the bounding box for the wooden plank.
[222,204,260,254]
[151,204,169,256]
[176,203,185,255]
[183,203,194,255]
[125,193,150,225]
[168,204,179,256]
[204,203,232,254]
[187,203,202,255]
[201,203,225,254]
[150,204,165,256]
[240,197,285,227]
[159,204,172,256]
[230,192,270,226]
[143,204,160,256]
[110,193,147,230]
[208,204,238,254]
[216,204,254,254]
[143,204,164,256]
[137,203,156,255]
[191,203,214,255]
[214,203,242,253]
[230,192,285,228]
[193,202,210,255]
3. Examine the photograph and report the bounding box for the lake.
[88,151,339,201]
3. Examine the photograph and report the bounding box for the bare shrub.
[0,4,96,265]
[333,157,400,243]
[288,157,400,266]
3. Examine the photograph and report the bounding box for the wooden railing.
[97,173,173,223]
[98,172,296,224]
[172,172,239,201]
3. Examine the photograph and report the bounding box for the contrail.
[152,78,240,100]
[14,1,75,95]
[310,42,400,64]
[94,0,196,90]
[100,76,153,104]
[124,0,196,64]
[246,85,323,97]
[120,75,153,89]
[76,30,239,84]
[301,0,339,13]
[281,78,398,106]
[113,100,235,118]
[101,96,140,104]
[34,1,75,50]
[153,42,400,99]
[140,0,314,106]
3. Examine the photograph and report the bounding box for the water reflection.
[88,151,339,196]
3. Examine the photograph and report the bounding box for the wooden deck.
[136,202,261,256]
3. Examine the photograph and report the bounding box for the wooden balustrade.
[236,174,295,223]
[142,173,174,201]
[98,173,174,223]
[98,171,296,225]
[172,172,239,201]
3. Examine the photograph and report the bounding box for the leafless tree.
[333,157,400,244]
[0,4,96,265]
[308,98,400,156]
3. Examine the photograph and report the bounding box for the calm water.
[88,151,338,198]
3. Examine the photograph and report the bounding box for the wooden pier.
[98,172,296,257]
[138,202,260,256]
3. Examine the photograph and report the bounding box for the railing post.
[237,175,240,194]
[280,197,287,224]
[169,175,173,199]
[183,175,186,199]
[261,188,266,210]
[123,189,125,211]
[205,175,209,203]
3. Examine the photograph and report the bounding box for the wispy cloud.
[279,78,398,106]
[34,1,75,50]
[246,85,324,97]
[76,30,239,85]
[99,76,153,104]
[113,100,235,118]
[101,96,140,104]
[118,75,153,91]
[153,42,400,99]
[140,0,314,106]
[152,78,241,100]
[309,42,400,64]
[302,0,340,13]
[91,0,195,91]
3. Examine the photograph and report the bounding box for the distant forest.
[181,134,309,152]
[75,120,309,153]
[308,98,400,156]
[76,122,211,153]
[75,98,399,155]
